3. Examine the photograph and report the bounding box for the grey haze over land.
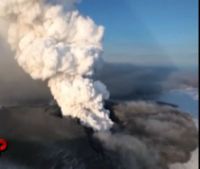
[0,101,198,169]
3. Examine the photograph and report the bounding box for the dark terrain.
[0,101,198,169]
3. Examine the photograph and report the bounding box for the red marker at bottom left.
[0,139,8,153]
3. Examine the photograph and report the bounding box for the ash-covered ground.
[0,100,198,169]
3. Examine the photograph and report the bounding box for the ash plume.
[96,101,198,169]
[0,101,198,169]
[0,0,113,130]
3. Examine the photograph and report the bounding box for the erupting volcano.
[0,0,113,131]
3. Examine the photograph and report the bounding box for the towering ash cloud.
[0,0,113,130]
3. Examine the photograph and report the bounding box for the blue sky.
[78,0,198,68]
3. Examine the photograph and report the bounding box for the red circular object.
[0,139,8,152]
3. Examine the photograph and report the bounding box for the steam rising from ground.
[0,101,198,169]
[0,0,113,130]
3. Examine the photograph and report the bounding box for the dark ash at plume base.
[0,100,198,169]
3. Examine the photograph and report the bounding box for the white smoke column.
[0,0,113,131]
